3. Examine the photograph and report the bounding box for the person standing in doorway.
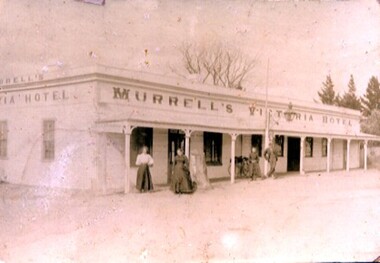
[264,142,278,179]
[249,147,262,180]
[171,148,196,194]
[135,146,154,192]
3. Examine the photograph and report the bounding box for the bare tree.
[174,42,256,90]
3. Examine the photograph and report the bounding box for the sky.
[0,0,379,102]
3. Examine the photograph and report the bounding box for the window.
[0,121,7,158]
[251,135,263,156]
[322,138,328,157]
[274,135,284,157]
[130,127,153,166]
[204,132,222,165]
[43,120,55,160]
[305,137,313,157]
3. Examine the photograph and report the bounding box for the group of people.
[249,142,280,180]
[135,146,196,194]
[135,140,280,194]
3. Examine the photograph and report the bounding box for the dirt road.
[1,169,380,262]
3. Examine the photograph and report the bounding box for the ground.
[1,169,380,263]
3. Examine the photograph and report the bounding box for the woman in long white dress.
[135,146,154,192]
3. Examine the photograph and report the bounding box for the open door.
[287,137,300,172]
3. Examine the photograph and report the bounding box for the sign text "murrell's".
[112,87,233,113]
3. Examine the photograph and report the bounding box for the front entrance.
[287,137,300,171]
[167,129,186,183]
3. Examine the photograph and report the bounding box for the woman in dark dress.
[171,148,196,194]
[135,146,154,192]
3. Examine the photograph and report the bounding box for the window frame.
[321,138,328,157]
[305,137,313,158]
[274,135,284,157]
[204,132,223,166]
[42,119,55,161]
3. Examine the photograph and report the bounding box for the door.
[287,137,300,171]
[343,141,347,169]
[167,130,185,183]
[359,142,364,168]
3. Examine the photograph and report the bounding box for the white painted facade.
[0,65,378,193]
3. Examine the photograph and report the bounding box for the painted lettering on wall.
[0,74,43,86]
[322,115,352,126]
[113,87,130,100]
[249,106,352,126]
[0,90,69,105]
[112,87,234,114]
[250,108,316,122]
[110,86,355,126]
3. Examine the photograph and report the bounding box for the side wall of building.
[0,82,99,190]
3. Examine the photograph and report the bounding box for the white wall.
[304,137,327,172]
[208,133,232,179]
[331,139,345,170]
[190,132,231,179]
[0,82,99,189]
[275,137,288,173]
[349,140,361,169]
[97,133,125,193]
[329,139,361,171]
[302,138,362,172]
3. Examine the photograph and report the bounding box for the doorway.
[343,141,347,169]
[167,130,186,183]
[287,137,300,171]
[359,142,364,168]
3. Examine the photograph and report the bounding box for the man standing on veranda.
[264,141,279,179]
[249,147,262,180]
